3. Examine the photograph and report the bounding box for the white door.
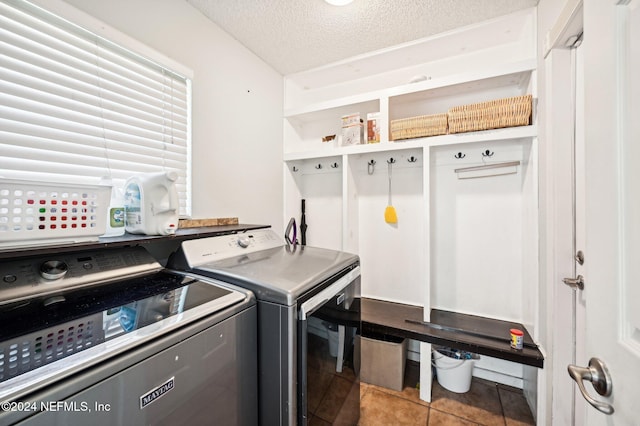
[569,0,640,423]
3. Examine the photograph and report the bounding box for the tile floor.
[306,332,535,425]
[307,333,360,425]
[359,361,536,426]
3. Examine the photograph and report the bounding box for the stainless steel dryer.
[168,229,361,426]
[0,246,257,426]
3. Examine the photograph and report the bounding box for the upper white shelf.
[284,98,379,124]
[387,59,535,100]
[284,59,535,121]
[284,125,537,161]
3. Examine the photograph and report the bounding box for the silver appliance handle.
[298,266,360,320]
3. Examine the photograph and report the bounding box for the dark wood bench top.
[360,297,544,368]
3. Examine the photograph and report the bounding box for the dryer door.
[298,268,360,425]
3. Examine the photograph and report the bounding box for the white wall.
[37,0,285,234]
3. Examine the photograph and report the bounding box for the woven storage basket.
[447,94,532,134]
[390,113,448,141]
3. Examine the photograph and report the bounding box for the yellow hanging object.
[385,205,397,224]
[385,160,397,224]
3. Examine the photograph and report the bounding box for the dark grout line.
[427,407,485,426]
[494,382,508,426]
[362,382,429,408]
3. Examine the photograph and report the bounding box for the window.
[0,0,192,216]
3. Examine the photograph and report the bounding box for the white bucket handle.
[432,350,473,370]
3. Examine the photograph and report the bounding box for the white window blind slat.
[0,129,109,157]
[0,0,192,216]
[1,3,187,95]
[0,142,187,175]
[0,28,186,109]
[1,51,189,135]
[0,131,187,166]
[1,64,189,132]
[0,157,111,180]
[2,91,188,144]
[0,119,188,160]
[0,74,187,138]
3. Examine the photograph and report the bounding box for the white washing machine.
[169,229,361,426]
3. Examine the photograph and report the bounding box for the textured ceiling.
[186,0,538,75]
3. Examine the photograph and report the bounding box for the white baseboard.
[472,353,524,388]
[472,365,524,388]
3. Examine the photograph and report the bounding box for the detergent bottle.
[100,177,126,237]
[124,171,179,235]
[102,184,125,237]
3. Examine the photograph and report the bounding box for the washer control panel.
[179,229,283,266]
[0,246,162,305]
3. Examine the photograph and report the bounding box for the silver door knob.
[562,275,584,290]
[567,358,614,415]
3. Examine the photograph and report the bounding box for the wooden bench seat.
[360,298,544,368]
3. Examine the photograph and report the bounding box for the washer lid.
[0,269,248,400]
[188,245,359,306]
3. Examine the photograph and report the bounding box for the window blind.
[0,0,192,216]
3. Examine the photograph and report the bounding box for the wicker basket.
[447,94,532,134]
[390,113,448,141]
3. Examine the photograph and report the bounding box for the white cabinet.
[283,9,538,333]
[284,61,536,159]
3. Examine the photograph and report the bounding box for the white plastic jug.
[124,171,179,236]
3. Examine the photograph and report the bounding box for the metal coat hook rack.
[454,160,521,179]
[454,152,466,159]
[450,148,523,179]
[366,155,419,174]
[455,160,520,173]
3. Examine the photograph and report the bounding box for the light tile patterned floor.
[359,361,536,426]
[306,333,535,425]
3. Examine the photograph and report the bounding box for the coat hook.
[482,149,494,157]
[454,152,466,159]
[387,157,396,164]
[407,156,418,163]
[330,162,339,169]
[367,159,376,175]
[315,164,322,169]
[292,166,299,172]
